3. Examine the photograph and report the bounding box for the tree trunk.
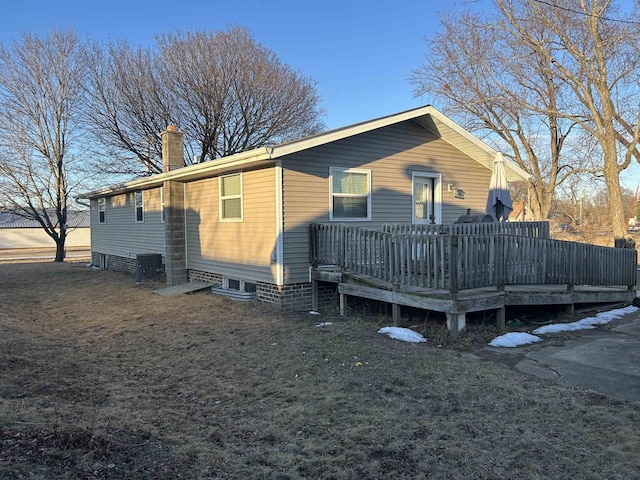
[602,141,627,242]
[54,234,66,262]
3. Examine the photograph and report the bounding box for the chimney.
[161,125,184,173]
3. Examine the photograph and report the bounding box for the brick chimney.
[161,125,184,172]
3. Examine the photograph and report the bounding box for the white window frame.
[219,172,243,222]
[329,167,372,221]
[411,172,442,225]
[135,190,144,223]
[160,187,165,223]
[223,276,256,293]
[98,198,106,224]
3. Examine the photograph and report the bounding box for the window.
[160,187,165,223]
[223,277,256,293]
[135,191,144,223]
[330,167,371,221]
[98,198,106,224]
[219,173,243,221]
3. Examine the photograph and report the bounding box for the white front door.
[413,176,435,224]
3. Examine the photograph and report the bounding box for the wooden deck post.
[566,283,575,314]
[446,313,466,338]
[311,279,319,311]
[392,303,401,325]
[339,292,347,316]
[496,306,506,330]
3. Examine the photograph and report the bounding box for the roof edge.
[77,147,272,199]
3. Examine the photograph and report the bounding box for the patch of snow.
[378,326,427,343]
[315,322,333,328]
[309,310,321,315]
[533,306,638,334]
[489,332,542,348]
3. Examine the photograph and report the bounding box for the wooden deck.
[309,222,638,335]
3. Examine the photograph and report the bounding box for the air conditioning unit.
[136,253,162,282]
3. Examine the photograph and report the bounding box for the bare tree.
[495,0,640,241]
[416,0,640,240]
[84,41,171,176]
[85,26,325,175]
[412,9,590,220]
[0,29,86,262]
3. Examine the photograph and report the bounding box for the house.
[78,105,529,311]
[0,209,90,250]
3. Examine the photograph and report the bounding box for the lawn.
[1,261,639,479]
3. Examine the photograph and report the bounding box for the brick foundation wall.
[91,251,138,275]
[188,269,223,286]
[93,260,338,313]
[257,281,314,312]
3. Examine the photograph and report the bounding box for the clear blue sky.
[2,0,639,188]
[0,0,460,130]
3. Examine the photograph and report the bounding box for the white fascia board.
[425,108,530,182]
[269,106,438,159]
[78,148,273,199]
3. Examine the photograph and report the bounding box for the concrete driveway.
[482,309,640,405]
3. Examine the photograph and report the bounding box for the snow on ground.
[488,332,542,348]
[315,322,333,328]
[489,305,638,347]
[533,306,638,334]
[378,327,427,343]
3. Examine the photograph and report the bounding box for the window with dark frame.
[98,198,106,224]
[135,191,144,223]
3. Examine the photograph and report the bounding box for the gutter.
[77,147,274,200]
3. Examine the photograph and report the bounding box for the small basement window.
[213,277,258,301]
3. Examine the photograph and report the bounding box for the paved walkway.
[481,309,640,405]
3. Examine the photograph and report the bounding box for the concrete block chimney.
[161,125,184,173]
[161,125,188,285]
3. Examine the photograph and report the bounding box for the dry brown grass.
[1,261,639,479]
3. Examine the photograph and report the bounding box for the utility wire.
[532,0,640,25]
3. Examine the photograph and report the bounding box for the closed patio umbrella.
[486,152,513,222]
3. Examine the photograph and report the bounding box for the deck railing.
[383,221,550,239]
[309,223,637,290]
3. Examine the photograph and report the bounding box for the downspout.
[274,161,284,286]
[183,183,188,273]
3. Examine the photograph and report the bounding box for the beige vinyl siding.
[185,167,277,283]
[90,188,165,259]
[282,120,493,284]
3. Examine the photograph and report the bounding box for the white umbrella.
[486,152,513,222]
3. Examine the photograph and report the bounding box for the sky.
[2,0,639,188]
[0,0,459,130]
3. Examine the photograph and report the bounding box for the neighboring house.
[78,105,529,311]
[0,210,90,249]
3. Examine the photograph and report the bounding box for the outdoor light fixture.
[448,184,464,199]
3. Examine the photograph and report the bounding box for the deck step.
[153,281,215,296]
